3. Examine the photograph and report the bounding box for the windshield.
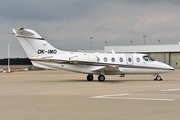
[143,55,155,62]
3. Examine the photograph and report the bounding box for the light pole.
[89,37,93,50]
[8,43,11,73]
[130,41,133,45]
[158,39,161,44]
[105,41,108,46]
[143,35,146,45]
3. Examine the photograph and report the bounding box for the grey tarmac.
[0,69,180,120]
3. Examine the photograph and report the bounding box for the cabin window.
[119,57,123,62]
[97,57,100,62]
[111,57,115,62]
[128,57,132,62]
[104,57,107,62]
[136,57,140,62]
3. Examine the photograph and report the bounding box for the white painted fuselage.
[31,52,173,75]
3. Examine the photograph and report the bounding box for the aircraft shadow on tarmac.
[41,79,154,83]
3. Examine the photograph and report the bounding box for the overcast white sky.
[1,0,180,58]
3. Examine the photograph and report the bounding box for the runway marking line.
[89,93,174,101]
[160,88,180,92]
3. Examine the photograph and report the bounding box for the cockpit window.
[143,56,155,62]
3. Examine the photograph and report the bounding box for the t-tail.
[12,28,59,58]
[12,28,60,69]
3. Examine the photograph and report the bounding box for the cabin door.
[126,54,133,65]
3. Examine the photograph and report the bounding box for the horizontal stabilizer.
[6,32,14,35]
[12,28,44,40]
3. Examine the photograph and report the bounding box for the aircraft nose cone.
[169,66,175,71]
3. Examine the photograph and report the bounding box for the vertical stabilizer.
[12,28,58,58]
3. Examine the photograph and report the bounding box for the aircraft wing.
[92,65,120,75]
[30,58,120,74]
[66,60,120,74]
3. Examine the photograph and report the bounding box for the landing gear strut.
[87,74,94,81]
[154,75,163,81]
[98,75,105,82]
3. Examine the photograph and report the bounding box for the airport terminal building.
[104,44,180,69]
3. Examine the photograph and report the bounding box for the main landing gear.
[98,75,105,82]
[86,74,105,82]
[154,74,163,81]
[87,74,94,81]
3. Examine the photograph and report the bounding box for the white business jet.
[12,28,174,82]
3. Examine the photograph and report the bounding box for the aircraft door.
[126,54,133,65]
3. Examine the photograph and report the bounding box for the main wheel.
[98,75,105,82]
[87,74,94,81]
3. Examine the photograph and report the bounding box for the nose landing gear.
[154,75,163,81]
[98,75,105,82]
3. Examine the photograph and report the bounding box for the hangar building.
[104,44,180,69]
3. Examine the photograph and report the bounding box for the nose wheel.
[154,75,163,81]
